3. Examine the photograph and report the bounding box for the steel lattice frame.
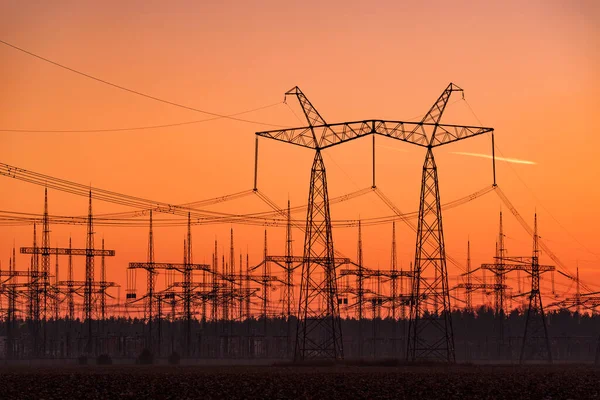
[295,150,344,360]
[520,214,553,364]
[256,83,494,362]
[407,148,455,362]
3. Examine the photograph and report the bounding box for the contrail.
[451,152,536,165]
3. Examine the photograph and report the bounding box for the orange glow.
[0,1,599,315]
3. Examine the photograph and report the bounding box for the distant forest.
[1,307,599,363]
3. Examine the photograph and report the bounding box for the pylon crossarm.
[429,125,493,147]
[481,263,555,273]
[128,262,211,272]
[21,247,115,256]
[257,119,491,150]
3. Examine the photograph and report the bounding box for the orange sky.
[1,1,599,311]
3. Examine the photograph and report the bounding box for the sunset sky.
[1,1,598,313]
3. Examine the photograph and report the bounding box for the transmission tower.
[256,87,344,360]
[146,211,156,350]
[495,212,507,317]
[357,220,365,358]
[407,83,493,363]
[41,188,50,326]
[83,190,95,353]
[283,200,294,357]
[480,214,554,363]
[67,237,74,320]
[53,250,59,320]
[256,84,493,361]
[520,214,552,364]
[465,241,473,311]
[22,190,116,355]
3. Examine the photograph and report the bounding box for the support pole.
[253,137,259,191]
[492,132,497,186]
[372,134,376,188]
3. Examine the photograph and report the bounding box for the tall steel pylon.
[256,84,493,361]
[184,212,193,355]
[41,188,51,323]
[295,148,342,360]
[408,145,455,362]
[357,220,365,358]
[256,87,344,360]
[520,214,552,364]
[67,237,74,320]
[283,200,295,357]
[406,83,493,363]
[84,190,95,354]
[465,241,473,311]
[146,211,156,350]
[21,190,115,356]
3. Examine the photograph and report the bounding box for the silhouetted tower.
[54,250,59,320]
[262,230,269,332]
[402,264,409,320]
[184,213,193,355]
[576,266,581,315]
[238,252,243,321]
[229,228,235,320]
[390,222,399,355]
[407,83,492,363]
[390,222,398,320]
[495,212,507,339]
[11,244,17,304]
[84,190,95,354]
[520,214,552,364]
[256,84,492,361]
[100,239,107,321]
[221,253,228,356]
[211,239,218,322]
[221,253,227,322]
[257,87,344,360]
[202,248,208,323]
[465,241,473,312]
[30,222,41,355]
[282,201,295,356]
[245,253,251,320]
[147,211,156,348]
[6,246,16,358]
[67,237,74,320]
[41,188,50,322]
[357,220,365,358]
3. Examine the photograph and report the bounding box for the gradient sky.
[1,1,599,312]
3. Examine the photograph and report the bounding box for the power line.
[0,102,283,133]
[0,39,287,128]
[462,98,599,261]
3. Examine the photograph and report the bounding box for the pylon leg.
[520,293,552,363]
[294,150,343,361]
[407,148,455,363]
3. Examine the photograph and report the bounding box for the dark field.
[1,364,599,399]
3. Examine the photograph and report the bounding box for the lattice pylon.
[84,190,95,354]
[407,147,455,362]
[294,149,343,361]
[519,214,552,364]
